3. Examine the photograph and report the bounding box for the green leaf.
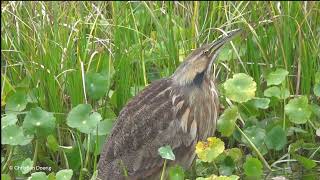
[20,158,33,174]
[67,104,102,134]
[1,125,33,145]
[314,83,320,97]
[219,156,235,176]
[196,137,225,163]
[91,119,114,136]
[5,91,28,114]
[292,154,317,170]
[158,145,175,160]
[250,98,270,109]
[285,96,311,124]
[241,126,265,147]
[243,157,263,177]
[1,114,18,129]
[56,169,73,180]
[29,172,48,180]
[266,68,288,86]
[223,73,257,103]
[23,107,56,137]
[168,165,185,180]
[225,148,242,162]
[217,106,239,137]
[1,174,11,180]
[265,125,287,151]
[315,71,320,84]
[85,72,109,100]
[264,86,290,99]
[47,135,59,152]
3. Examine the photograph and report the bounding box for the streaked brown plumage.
[97,29,241,180]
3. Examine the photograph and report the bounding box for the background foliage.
[1,1,319,179]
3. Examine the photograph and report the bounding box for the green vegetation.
[1,1,319,179]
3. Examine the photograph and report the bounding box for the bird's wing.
[98,78,197,179]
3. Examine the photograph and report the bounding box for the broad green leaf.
[314,83,320,97]
[225,148,242,162]
[56,169,73,180]
[264,86,290,99]
[285,96,311,124]
[265,125,287,151]
[91,119,114,136]
[29,172,48,180]
[223,73,257,103]
[292,154,317,170]
[1,174,11,180]
[168,165,185,180]
[196,137,225,162]
[20,158,33,174]
[23,107,56,137]
[158,145,175,160]
[217,106,239,137]
[219,156,235,176]
[67,104,102,134]
[2,125,33,145]
[1,114,18,129]
[5,91,28,114]
[243,157,263,177]
[241,126,267,155]
[250,98,270,109]
[47,135,59,152]
[85,72,109,100]
[266,68,289,86]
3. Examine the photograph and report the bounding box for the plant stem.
[160,159,167,180]
[236,125,272,171]
[33,139,39,168]
[1,145,14,173]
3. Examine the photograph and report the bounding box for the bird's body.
[98,29,241,180]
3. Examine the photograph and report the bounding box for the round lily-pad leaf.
[196,137,225,163]
[23,107,56,137]
[2,125,33,145]
[1,114,18,129]
[265,125,287,151]
[250,98,270,109]
[85,72,109,100]
[219,156,235,176]
[5,91,28,114]
[67,104,102,134]
[285,96,311,124]
[20,158,33,174]
[243,157,263,177]
[241,126,267,155]
[223,73,256,103]
[56,169,73,180]
[217,106,239,137]
[168,165,185,180]
[91,119,114,136]
[158,145,175,160]
[225,148,242,162]
[29,172,48,180]
[266,68,289,86]
[264,86,290,99]
[314,83,320,97]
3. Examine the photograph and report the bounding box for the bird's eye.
[203,50,209,55]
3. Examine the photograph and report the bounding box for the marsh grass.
[1,1,319,179]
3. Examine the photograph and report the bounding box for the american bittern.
[98,29,241,180]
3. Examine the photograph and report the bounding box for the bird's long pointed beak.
[207,29,242,56]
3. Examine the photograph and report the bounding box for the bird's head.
[172,29,241,86]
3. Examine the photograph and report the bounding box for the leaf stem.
[32,139,39,168]
[1,145,14,173]
[236,124,272,171]
[160,159,167,180]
